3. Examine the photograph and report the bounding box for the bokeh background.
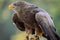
[0,0,60,40]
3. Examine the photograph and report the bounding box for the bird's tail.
[54,32,60,40]
[51,28,60,40]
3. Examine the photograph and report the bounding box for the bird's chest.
[19,11,36,26]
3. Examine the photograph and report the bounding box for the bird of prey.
[8,1,60,40]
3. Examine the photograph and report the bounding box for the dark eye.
[14,3,17,6]
[14,3,20,6]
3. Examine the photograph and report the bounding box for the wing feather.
[35,12,57,40]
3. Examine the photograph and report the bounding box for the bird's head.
[8,1,31,13]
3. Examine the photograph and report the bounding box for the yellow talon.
[29,37,37,40]
[39,32,44,38]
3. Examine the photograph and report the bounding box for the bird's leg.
[39,33,43,40]
[28,30,33,40]
[26,33,29,40]
[34,28,39,40]
[34,31,39,40]
[25,28,33,40]
[35,26,44,40]
[25,29,29,40]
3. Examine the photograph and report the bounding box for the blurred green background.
[0,0,60,40]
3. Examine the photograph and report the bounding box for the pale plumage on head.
[11,1,31,12]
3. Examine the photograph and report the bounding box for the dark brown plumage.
[9,1,60,40]
[13,13,25,31]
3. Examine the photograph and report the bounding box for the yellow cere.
[8,4,14,10]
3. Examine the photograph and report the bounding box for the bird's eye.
[14,4,17,6]
[14,3,20,6]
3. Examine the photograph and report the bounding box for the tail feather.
[54,33,60,40]
[51,28,60,40]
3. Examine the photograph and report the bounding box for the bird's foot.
[25,36,40,40]
[30,38,36,40]
[34,35,40,40]
[25,36,29,40]
[25,36,35,40]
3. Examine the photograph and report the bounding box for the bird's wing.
[35,11,57,40]
[13,13,25,31]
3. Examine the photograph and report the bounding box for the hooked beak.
[8,4,15,10]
